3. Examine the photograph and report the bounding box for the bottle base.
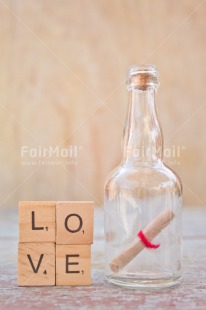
[106,274,181,290]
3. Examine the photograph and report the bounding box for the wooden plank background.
[0,0,206,207]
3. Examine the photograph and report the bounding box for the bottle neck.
[122,87,163,165]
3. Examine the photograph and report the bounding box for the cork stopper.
[127,65,159,90]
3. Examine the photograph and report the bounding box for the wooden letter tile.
[56,245,91,286]
[18,242,55,286]
[56,201,94,245]
[19,201,56,242]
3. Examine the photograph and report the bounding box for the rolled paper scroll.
[110,208,175,273]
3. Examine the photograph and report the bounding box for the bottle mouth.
[126,64,159,90]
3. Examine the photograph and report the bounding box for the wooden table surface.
[0,208,206,310]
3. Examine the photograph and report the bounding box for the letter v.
[27,254,44,273]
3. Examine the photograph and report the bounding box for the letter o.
[64,214,83,233]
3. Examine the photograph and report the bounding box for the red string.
[137,230,160,249]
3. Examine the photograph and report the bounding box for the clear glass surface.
[104,65,182,289]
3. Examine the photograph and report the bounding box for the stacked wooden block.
[18,201,94,286]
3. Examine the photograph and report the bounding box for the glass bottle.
[104,65,182,289]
